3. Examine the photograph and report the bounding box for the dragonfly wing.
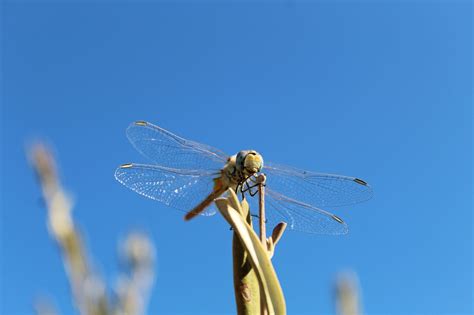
[126,121,228,171]
[264,162,373,208]
[264,189,348,235]
[115,163,221,216]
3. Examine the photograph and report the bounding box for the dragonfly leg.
[239,173,267,197]
[248,189,258,197]
[240,183,250,193]
[242,176,265,197]
[239,175,256,195]
[233,182,246,199]
[240,174,261,191]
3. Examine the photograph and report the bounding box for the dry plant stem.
[258,179,266,246]
[232,200,261,315]
[30,143,155,315]
[30,144,110,315]
[257,175,268,315]
[215,190,286,315]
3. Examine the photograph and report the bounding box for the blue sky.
[1,1,472,314]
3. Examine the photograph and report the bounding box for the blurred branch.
[34,298,58,315]
[30,143,110,315]
[335,272,363,315]
[115,233,155,315]
[29,143,155,315]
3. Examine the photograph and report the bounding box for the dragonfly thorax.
[221,150,263,189]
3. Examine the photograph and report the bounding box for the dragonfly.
[115,121,372,235]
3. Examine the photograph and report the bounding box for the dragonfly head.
[236,150,264,175]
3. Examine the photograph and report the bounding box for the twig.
[335,272,362,315]
[258,174,267,246]
[30,143,110,315]
[31,144,109,315]
[116,232,155,315]
[29,143,155,315]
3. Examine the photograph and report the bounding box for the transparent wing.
[126,121,228,171]
[264,189,348,234]
[264,162,373,208]
[115,163,221,216]
[244,187,348,234]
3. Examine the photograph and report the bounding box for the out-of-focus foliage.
[335,272,363,315]
[30,144,155,315]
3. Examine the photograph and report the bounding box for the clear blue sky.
[1,1,472,314]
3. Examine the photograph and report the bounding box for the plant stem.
[258,174,267,246]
